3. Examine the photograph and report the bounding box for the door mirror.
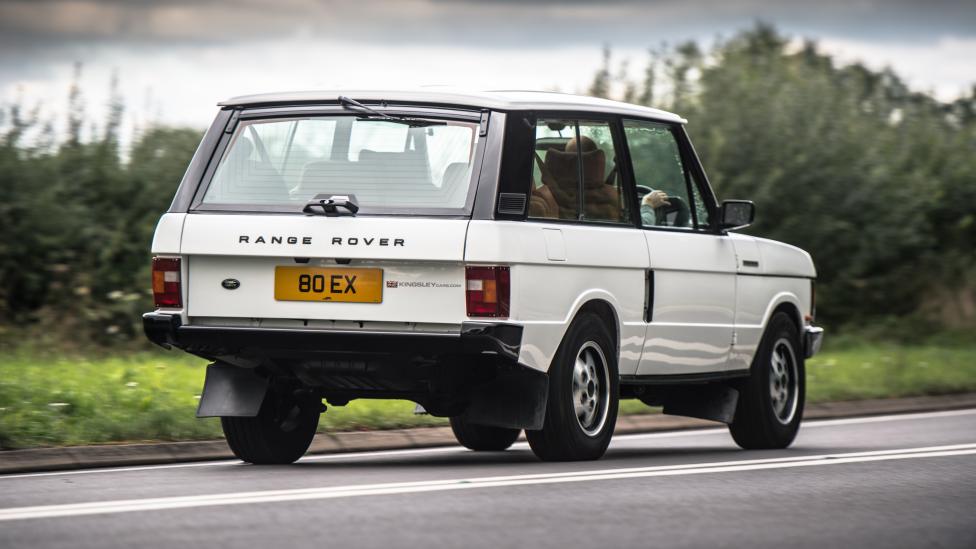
[718,200,755,231]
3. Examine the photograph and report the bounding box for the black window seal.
[472,111,506,220]
[519,217,642,230]
[673,125,700,230]
[613,114,642,229]
[573,121,584,221]
[674,125,721,232]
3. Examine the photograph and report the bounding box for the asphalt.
[1,409,974,549]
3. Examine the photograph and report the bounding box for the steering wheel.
[636,185,692,227]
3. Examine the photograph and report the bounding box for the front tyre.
[729,312,805,449]
[526,313,619,461]
[221,388,320,464]
[449,417,521,451]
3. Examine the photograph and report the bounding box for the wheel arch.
[514,286,635,374]
[763,293,804,336]
[572,298,620,354]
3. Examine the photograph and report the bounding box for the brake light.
[152,257,182,308]
[466,266,510,318]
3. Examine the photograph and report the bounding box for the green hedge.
[3,341,974,450]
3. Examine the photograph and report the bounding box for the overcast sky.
[1,0,974,138]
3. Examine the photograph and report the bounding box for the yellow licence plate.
[274,267,383,303]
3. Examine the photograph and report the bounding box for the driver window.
[623,120,693,229]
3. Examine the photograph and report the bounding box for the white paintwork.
[181,214,468,261]
[466,220,647,374]
[219,89,686,124]
[754,236,817,277]
[727,234,814,370]
[179,214,469,326]
[542,228,566,261]
[161,203,815,379]
[638,230,737,375]
[149,213,186,255]
[163,221,814,378]
[151,92,821,385]
[187,256,465,325]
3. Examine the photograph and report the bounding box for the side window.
[623,120,694,229]
[529,119,579,220]
[579,121,627,223]
[527,118,628,223]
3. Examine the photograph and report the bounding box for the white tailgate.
[181,214,469,325]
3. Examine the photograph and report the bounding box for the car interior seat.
[542,138,622,221]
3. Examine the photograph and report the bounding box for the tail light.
[152,257,182,308]
[466,266,510,318]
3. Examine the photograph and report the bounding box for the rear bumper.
[804,326,824,359]
[142,312,523,362]
[145,312,544,429]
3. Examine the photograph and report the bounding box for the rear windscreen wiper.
[303,194,359,217]
[338,96,446,128]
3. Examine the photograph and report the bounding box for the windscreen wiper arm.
[303,194,359,217]
[337,96,445,127]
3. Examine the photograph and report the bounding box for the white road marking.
[799,408,976,428]
[2,408,974,481]
[1,443,974,522]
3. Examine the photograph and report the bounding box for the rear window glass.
[200,116,480,211]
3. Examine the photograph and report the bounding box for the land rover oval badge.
[221,278,241,290]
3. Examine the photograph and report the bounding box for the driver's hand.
[643,190,670,209]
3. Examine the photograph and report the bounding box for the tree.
[591,24,976,332]
[588,45,612,99]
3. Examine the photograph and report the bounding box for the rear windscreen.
[199,116,480,212]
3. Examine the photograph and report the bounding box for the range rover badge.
[222,278,241,290]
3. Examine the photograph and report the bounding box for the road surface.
[1,409,974,548]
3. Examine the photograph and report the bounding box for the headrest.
[442,162,469,187]
[544,148,577,184]
[544,147,606,190]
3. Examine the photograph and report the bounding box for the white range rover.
[145,90,824,464]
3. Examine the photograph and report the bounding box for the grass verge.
[2,341,975,449]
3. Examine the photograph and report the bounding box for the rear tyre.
[221,388,320,464]
[449,417,521,451]
[729,311,805,450]
[526,312,619,461]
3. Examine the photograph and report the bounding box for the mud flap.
[196,363,269,418]
[643,384,740,424]
[461,365,548,430]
